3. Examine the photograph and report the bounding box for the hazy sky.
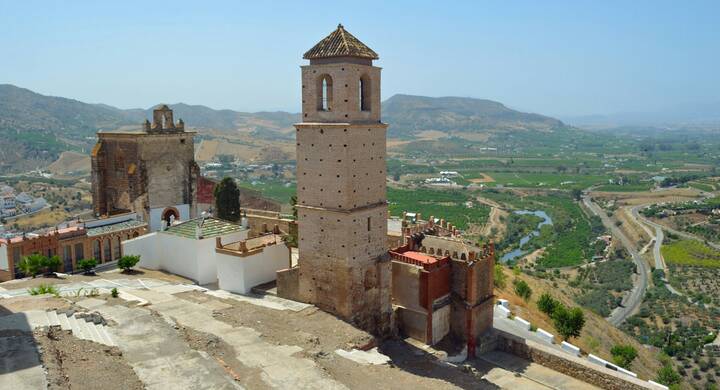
[1,0,718,117]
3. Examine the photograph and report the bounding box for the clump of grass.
[27,284,59,296]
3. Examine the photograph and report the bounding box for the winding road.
[630,205,720,251]
[582,195,649,326]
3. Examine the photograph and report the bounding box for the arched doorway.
[161,207,180,226]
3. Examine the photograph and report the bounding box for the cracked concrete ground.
[2,275,603,389]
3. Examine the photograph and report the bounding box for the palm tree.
[18,254,45,278]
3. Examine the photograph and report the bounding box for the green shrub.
[43,255,62,274]
[78,258,98,274]
[537,293,560,316]
[494,264,507,289]
[611,344,638,369]
[111,287,119,298]
[27,284,59,296]
[118,255,140,272]
[552,305,585,340]
[513,279,532,301]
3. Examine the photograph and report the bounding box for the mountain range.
[0,84,569,171]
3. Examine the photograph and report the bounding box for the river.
[500,210,553,263]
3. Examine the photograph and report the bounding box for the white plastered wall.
[216,242,289,294]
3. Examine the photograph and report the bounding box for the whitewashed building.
[123,217,289,292]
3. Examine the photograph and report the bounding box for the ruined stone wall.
[138,134,195,210]
[91,136,145,216]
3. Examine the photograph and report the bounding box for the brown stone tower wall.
[286,26,393,335]
[138,134,196,210]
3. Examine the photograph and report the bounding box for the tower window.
[359,75,371,111]
[317,74,333,111]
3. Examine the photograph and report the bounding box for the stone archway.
[161,207,180,226]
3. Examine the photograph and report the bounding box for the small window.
[367,217,371,231]
[359,75,371,111]
[317,75,333,111]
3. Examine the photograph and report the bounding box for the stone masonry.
[91,105,199,225]
[278,25,393,335]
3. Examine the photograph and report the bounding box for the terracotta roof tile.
[304,24,378,60]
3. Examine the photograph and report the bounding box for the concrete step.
[97,325,115,346]
[76,318,95,343]
[47,310,60,327]
[67,314,86,339]
[85,321,104,344]
[57,312,72,331]
[25,310,49,328]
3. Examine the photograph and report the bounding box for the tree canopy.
[214,177,241,222]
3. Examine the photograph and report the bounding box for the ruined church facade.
[91,105,200,231]
[278,25,392,334]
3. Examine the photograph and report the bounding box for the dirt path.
[35,327,143,390]
[479,207,508,240]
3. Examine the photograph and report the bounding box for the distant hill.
[383,94,565,138]
[0,84,298,171]
[0,85,572,171]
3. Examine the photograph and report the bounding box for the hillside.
[497,267,663,381]
[0,85,299,171]
[383,94,565,138]
[0,85,576,171]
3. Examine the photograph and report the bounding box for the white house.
[123,217,290,292]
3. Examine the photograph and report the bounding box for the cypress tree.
[214,177,241,222]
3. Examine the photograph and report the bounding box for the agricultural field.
[238,179,296,205]
[387,187,490,230]
[662,240,720,268]
[668,265,720,308]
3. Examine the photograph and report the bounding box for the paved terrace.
[0,271,613,389]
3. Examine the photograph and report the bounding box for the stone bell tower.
[293,24,392,335]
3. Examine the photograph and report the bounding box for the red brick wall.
[196,176,216,204]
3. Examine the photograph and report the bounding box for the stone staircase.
[0,309,115,346]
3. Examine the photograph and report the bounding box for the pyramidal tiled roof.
[303,24,378,60]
